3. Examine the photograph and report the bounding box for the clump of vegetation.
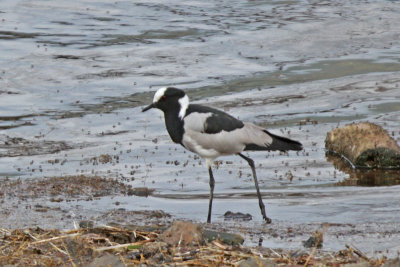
[326,122,400,169]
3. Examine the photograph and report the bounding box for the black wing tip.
[245,130,303,152]
[288,140,303,151]
[267,130,303,151]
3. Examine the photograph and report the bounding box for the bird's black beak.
[142,103,154,112]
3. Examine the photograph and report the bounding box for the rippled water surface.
[1,0,400,256]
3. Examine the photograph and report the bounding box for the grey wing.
[182,111,246,157]
[183,111,274,157]
[185,104,245,134]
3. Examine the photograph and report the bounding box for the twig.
[0,228,11,235]
[174,249,200,258]
[212,240,227,250]
[0,241,13,252]
[221,249,252,259]
[27,232,69,256]
[345,244,370,261]
[268,247,282,258]
[61,241,78,267]
[174,260,209,266]
[304,246,317,266]
[94,239,154,252]
[30,233,79,245]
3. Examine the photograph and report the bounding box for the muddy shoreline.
[1,174,400,263]
[1,72,400,260]
[2,222,395,266]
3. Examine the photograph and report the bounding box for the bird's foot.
[263,216,272,224]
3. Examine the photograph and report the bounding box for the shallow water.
[1,0,400,257]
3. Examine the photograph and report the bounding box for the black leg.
[238,153,272,223]
[207,167,215,223]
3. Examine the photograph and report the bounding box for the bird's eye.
[161,95,167,101]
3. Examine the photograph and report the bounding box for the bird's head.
[142,87,189,118]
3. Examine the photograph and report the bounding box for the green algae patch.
[356,147,400,169]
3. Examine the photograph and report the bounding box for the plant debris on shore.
[0,222,393,266]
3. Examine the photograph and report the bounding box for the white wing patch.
[183,112,212,133]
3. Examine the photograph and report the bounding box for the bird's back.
[185,104,245,134]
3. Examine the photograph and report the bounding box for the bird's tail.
[245,130,303,152]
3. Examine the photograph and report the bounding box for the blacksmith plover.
[142,87,303,223]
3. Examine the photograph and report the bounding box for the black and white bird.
[142,87,302,223]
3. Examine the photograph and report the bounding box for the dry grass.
[0,225,388,266]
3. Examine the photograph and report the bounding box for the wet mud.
[0,135,72,157]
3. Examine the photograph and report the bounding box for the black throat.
[163,107,184,145]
